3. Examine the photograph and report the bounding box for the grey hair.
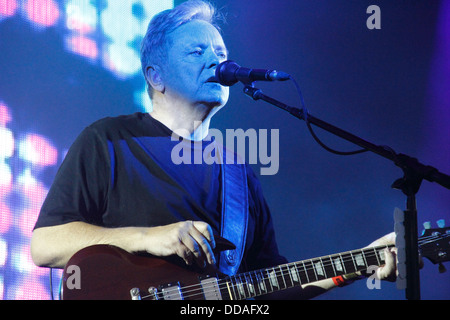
[140,0,223,98]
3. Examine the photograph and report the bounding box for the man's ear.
[145,65,165,93]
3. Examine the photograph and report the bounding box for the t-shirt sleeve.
[34,125,110,229]
[243,166,288,271]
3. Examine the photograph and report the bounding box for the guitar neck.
[220,244,393,300]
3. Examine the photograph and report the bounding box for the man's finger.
[188,222,216,266]
[192,221,216,249]
[176,244,194,266]
[377,248,397,282]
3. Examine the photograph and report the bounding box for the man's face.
[159,19,229,110]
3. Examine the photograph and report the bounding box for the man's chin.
[202,94,229,109]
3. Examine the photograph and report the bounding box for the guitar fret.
[302,260,315,282]
[301,261,310,283]
[349,251,359,273]
[354,250,366,270]
[374,247,381,265]
[242,273,252,299]
[364,247,379,268]
[293,263,302,285]
[237,274,250,299]
[314,258,326,280]
[249,271,259,297]
[240,274,249,299]
[332,253,345,275]
[322,256,336,278]
[362,249,369,269]
[267,268,278,291]
[278,265,287,289]
[288,264,298,285]
[222,279,233,300]
[339,252,352,274]
[313,260,319,281]
[230,276,239,300]
[287,263,300,286]
[263,269,273,294]
[235,275,244,299]
[255,270,267,295]
[244,273,252,298]
[245,273,256,297]
[285,264,295,287]
[292,262,305,284]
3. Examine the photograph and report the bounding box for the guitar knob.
[423,221,431,230]
[436,219,445,228]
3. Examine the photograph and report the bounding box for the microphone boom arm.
[242,85,450,190]
[242,84,450,301]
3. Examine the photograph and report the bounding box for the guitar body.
[62,226,449,300]
[62,245,211,300]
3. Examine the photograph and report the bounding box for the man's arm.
[31,220,216,269]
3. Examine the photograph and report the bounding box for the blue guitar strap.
[218,147,249,276]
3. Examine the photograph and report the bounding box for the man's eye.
[217,52,227,59]
[191,49,203,56]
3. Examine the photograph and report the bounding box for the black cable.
[289,75,369,156]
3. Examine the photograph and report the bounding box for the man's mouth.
[205,76,219,83]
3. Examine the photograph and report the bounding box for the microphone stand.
[242,85,450,300]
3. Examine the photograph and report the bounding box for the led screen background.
[0,0,449,300]
[0,0,174,300]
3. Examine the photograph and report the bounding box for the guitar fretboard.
[220,244,393,300]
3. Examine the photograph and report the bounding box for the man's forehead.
[168,19,226,47]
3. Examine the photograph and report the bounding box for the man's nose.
[205,48,221,69]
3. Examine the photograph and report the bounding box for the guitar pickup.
[159,282,183,300]
[199,275,222,300]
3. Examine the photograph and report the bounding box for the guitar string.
[418,234,449,245]
[143,245,392,300]
[145,244,442,300]
[181,245,443,301]
[141,238,446,300]
[185,246,392,300]
[142,248,443,301]
[143,246,443,300]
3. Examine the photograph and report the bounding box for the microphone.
[215,60,290,86]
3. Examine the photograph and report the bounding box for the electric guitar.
[61,225,449,300]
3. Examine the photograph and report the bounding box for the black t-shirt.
[35,112,287,272]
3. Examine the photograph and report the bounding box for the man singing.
[31,0,397,299]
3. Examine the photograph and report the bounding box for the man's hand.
[366,232,397,282]
[144,221,216,268]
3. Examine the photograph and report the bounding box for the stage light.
[0,0,17,18]
[25,0,60,27]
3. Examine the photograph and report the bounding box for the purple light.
[424,1,450,168]
[0,102,59,299]
[66,35,98,60]
[0,102,12,126]
[0,0,18,17]
[20,134,58,166]
[25,0,60,27]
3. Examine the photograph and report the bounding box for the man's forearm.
[31,220,216,270]
[31,221,147,268]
